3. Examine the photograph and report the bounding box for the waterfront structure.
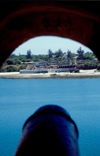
[50,59,57,65]
[35,60,47,67]
[20,58,77,74]
[20,64,77,73]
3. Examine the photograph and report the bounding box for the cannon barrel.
[15,105,79,156]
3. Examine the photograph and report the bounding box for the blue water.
[0,78,100,156]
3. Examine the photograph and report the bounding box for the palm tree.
[77,47,84,60]
[67,50,72,65]
[48,49,53,58]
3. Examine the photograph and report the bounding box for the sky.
[13,36,93,55]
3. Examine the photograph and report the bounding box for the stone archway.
[0,1,100,67]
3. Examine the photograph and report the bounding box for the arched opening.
[0,2,99,67]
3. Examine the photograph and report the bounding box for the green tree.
[83,52,94,60]
[6,59,15,65]
[6,58,21,65]
[97,63,100,70]
[67,50,72,60]
[67,50,73,64]
[19,55,27,62]
[77,47,84,60]
[6,66,18,72]
[14,58,21,64]
[55,49,63,58]
[26,50,32,59]
[84,62,97,69]
[48,49,53,58]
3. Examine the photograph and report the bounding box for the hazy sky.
[13,36,93,55]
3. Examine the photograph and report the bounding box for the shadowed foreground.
[14,105,79,156]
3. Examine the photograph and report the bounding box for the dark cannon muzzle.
[14,105,80,156]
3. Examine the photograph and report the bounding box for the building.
[50,59,57,65]
[35,60,47,67]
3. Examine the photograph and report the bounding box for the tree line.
[0,47,100,72]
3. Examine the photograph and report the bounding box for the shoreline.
[0,70,100,79]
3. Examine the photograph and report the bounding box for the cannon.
[15,105,79,156]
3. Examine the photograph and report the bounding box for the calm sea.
[0,78,100,156]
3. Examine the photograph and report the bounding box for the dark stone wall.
[0,1,100,67]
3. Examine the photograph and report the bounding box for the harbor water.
[0,78,100,156]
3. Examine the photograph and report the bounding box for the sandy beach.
[0,69,100,79]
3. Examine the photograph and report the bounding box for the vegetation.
[26,50,32,59]
[5,66,18,72]
[77,47,84,60]
[0,47,99,72]
[97,63,100,71]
